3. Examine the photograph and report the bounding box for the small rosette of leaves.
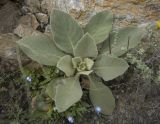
[16,9,144,115]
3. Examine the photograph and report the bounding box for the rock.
[14,25,42,38]
[25,0,41,13]
[95,0,104,5]
[68,0,84,11]
[0,1,20,33]
[145,0,160,20]
[44,25,52,38]
[0,0,9,5]
[35,13,48,24]
[125,13,134,21]
[55,0,85,12]
[21,6,30,14]
[14,25,33,38]
[19,14,39,30]
[25,0,55,15]
[54,0,68,12]
[14,14,39,37]
[0,33,19,59]
[41,0,54,14]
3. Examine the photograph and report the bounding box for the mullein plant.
[16,9,145,115]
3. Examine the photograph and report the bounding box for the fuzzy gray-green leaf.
[84,58,94,70]
[16,35,65,66]
[57,55,75,77]
[72,57,82,69]
[46,80,57,100]
[55,77,82,112]
[101,26,144,56]
[84,10,113,44]
[93,53,129,81]
[89,75,115,115]
[74,33,98,58]
[77,70,93,75]
[50,9,83,54]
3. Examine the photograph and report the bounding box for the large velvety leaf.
[57,55,75,76]
[50,9,83,54]
[46,80,58,100]
[93,53,129,81]
[55,77,82,112]
[16,35,65,66]
[84,10,113,44]
[89,75,115,115]
[101,26,144,57]
[74,33,98,58]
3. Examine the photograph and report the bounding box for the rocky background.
[0,0,160,61]
[0,0,160,124]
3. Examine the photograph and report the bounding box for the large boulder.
[0,0,9,5]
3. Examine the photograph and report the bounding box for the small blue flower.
[95,106,101,113]
[67,116,74,123]
[26,76,32,82]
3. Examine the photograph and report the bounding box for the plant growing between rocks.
[16,9,144,115]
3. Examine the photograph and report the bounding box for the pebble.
[25,0,41,13]
[35,13,48,24]
[68,0,84,11]
[125,14,134,21]
[14,14,39,37]
[41,0,55,14]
